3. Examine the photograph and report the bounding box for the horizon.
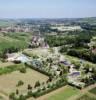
[0,0,96,18]
[0,17,96,19]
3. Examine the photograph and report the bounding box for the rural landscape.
[0,0,96,100]
[0,18,96,100]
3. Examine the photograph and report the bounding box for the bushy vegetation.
[67,48,96,63]
[0,64,24,75]
[34,81,40,88]
[16,80,24,87]
[45,31,92,47]
[19,67,26,73]
[26,78,66,98]
[25,63,51,76]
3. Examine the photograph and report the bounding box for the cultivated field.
[0,68,48,95]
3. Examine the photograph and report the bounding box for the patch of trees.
[0,47,19,59]
[25,63,52,76]
[31,81,66,98]
[45,31,91,47]
[67,49,96,63]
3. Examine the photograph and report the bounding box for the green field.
[89,87,96,95]
[76,94,96,100]
[48,86,79,100]
[0,32,31,54]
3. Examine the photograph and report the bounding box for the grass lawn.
[0,62,15,68]
[76,94,96,100]
[89,87,96,95]
[48,86,79,100]
[0,68,48,95]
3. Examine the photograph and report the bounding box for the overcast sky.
[0,0,96,18]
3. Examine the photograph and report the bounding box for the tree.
[20,67,26,73]
[42,86,46,91]
[28,84,32,90]
[16,89,19,95]
[16,80,24,87]
[9,93,15,99]
[34,81,40,88]
[19,94,26,100]
[47,76,53,82]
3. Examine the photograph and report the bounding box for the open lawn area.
[0,68,48,95]
[48,86,79,100]
[37,85,80,100]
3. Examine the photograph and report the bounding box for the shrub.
[42,86,46,91]
[27,91,33,98]
[16,89,19,95]
[47,84,51,88]
[20,67,26,73]
[34,81,40,88]
[18,94,26,100]
[14,60,21,64]
[25,63,51,76]
[27,84,32,90]
[9,93,16,99]
[16,80,24,87]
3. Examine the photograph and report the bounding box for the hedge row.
[25,63,51,76]
[68,82,83,89]
[24,81,67,99]
[33,82,66,98]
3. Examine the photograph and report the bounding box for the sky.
[0,0,96,18]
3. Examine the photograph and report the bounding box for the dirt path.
[36,85,68,100]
